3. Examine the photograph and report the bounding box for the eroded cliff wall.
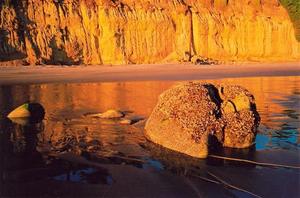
[0,0,299,65]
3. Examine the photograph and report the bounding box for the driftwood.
[208,155,300,169]
[189,169,262,198]
[207,171,263,198]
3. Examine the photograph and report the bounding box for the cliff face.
[0,0,299,65]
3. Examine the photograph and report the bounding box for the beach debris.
[7,103,45,119]
[145,82,260,158]
[85,109,125,119]
[191,55,219,65]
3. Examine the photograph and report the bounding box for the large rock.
[144,82,260,158]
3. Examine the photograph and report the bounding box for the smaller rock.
[100,109,124,119]
[7,103,45,120]
[7,104,30,118]
[119,118,132,125]
[87,109,124,119]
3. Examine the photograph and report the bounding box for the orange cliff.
[0,0,300,65]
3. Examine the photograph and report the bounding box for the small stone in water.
[120,119,132,125]
[7,103,45,119]
[87,109,124,119]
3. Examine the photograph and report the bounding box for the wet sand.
[0,62,299,85]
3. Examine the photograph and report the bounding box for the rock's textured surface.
[217,85,260,148]
[0,0,299,65]
[145,83,221,158]
[144,82,260,158]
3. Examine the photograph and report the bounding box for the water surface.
[0,76,299,197]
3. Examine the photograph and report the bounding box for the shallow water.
[0,76,299,197]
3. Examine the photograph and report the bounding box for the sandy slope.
[0,62,299,85]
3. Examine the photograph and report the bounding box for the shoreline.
[0,62,299,85]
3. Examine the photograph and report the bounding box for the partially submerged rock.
[7,103,45,120]
[145,82,260,158]
[120,118,133,125]
[84,110,145,126]
[121,116,145,125]
[100,109,124,119]
[145,83,221,158]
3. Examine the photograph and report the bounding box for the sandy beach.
[0,62,299,85]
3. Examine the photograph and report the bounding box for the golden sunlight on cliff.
[0,0,299,65]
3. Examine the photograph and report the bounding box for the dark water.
[0,76,299,197]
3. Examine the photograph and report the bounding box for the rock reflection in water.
[0,76,299,197]
[0,118,44,184]
[0,117,114,185]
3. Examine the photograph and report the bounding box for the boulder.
[144,82,260,158]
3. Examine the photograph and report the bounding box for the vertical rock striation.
[1,0,299,65]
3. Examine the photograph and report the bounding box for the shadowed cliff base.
[0,0,299,65]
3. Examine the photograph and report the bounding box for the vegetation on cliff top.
[280,0,300,41]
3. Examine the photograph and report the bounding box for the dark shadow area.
[0,29,26,62]
[207,146,257,168]
[45,37,82,65]
[10,0,41,60]
[1,1,82,65]
[144,141,206,175]
[0,1,41,64]
[27,103,45,121]
[203,84,223,118]
[0,116,112,197]
[0,117,46,184]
